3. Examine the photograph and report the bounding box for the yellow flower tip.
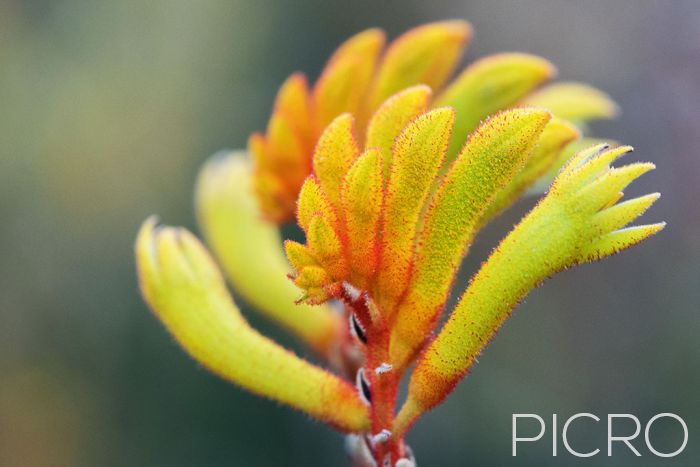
[326,28,387,67]
[365,84,433,176]
[313,29,385,132]
[136,217,227,304]
[422,19,474,38]
[312,113,361,210]
[284,240,318,271]
[135,217,370,433]
[369,20,473,108]
[524,81,620,123]
[296,175,337,232]
[402,19,475,56]
[307,214,347,277]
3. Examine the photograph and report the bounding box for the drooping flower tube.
[135,21,662,467]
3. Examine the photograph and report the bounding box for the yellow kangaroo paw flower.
[135,218,369,433]
[389,108,551,369]
[341,148,384,289]
[396,144,663,435]
[375,108,455,315]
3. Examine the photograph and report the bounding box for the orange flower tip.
[423,19,474,42]
[543,60,558,79]
[274,72,309,111]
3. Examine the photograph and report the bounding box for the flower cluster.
[249,21,617,223]
[135,21,662,466]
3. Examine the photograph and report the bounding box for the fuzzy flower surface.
[135,20,663,466]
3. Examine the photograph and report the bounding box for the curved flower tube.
[135,218,369,432]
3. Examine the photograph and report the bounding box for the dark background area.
[1,0,698,465]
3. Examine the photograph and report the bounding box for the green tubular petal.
[135,219,370,432]
[195,151,341,354]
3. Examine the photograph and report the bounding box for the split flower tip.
[400,143,663,428]
[135,217,370,433]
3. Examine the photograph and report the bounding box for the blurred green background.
[1,0,698,465]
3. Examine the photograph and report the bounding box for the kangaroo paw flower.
[396,144,664,435]
[137,20,662,466]
[135,217,369,432]
[388,108,552,368]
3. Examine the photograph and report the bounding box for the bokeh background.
[1,0,698,465]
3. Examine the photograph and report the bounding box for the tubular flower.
[135,21,663,467]
[251,20,618,223]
